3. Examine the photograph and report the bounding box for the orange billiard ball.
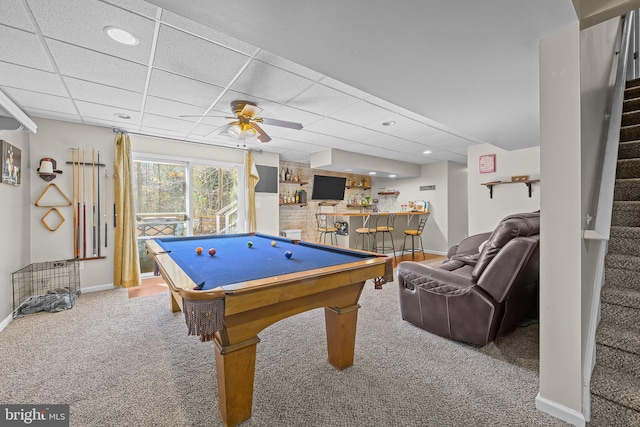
[195,247,203,255]
[208,248,216,256]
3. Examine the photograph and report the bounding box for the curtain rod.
[112,128,263,154]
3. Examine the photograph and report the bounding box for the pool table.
[145,233,392,427]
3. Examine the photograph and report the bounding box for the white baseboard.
[536,393,586,427]
[425,250,448,256]
[81,283,116,293]
[0,313,12,333]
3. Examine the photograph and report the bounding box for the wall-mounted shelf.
[280,180,307,185]
[318,201,339,206]
[378,191,400,196]
[279,203,308,207]
[346,185,370,190]
[346,204,372,208]
[481,179,540,198]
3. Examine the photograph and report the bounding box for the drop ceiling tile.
[27,0,155,65]
[329,100,394,126]
[4,87,76,114]
[0,61,66,96]
[199,115,234,127]
[188,122,219,137]
[161,11,258,55]
[0,26,54,72]
[231,60,316,104]
[255,50,324,82]
[281,131,341,147]
[24,107,81,123]
[153,24,249,87]
[287,83,360,116]
[64,77,142,110]
[82,116,137,130]
[144,95,207,122]
[363,113,422,133]
[320,76,369,99]
[139,125,190,139]
[0,1,35,31]
[303,118,360,137]
[46,39,148,91]
[75,100,140,124]
[363,95,403,113]
[428,151,468,163]
[147,69,224,108]
[439,138,478,155]
[101,0,159,19]
[389,123,443,140]
[142,112,198,133]
[269,105,323,129]
[418,131,465,146]
[338,126,383,143]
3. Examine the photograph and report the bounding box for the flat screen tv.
[311,175,347,200]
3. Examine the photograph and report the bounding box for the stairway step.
[589,394,640,426]
[626,85,640,100]
[602,286,640,310]
[591,365,640,413]
[614,178,640,200]
[620,124,640,142]
[601,301,640,332]
[616,158,640,179]
[596,343,640,377]
[627,78,640,89]
[606,253,640,273]
[619,140,640,160]
[611,201,640,227]
[623,97,640,113]
[605,266,640,292]
[622,110,640,127]
[608,226,640,255]
[596,322,640,355]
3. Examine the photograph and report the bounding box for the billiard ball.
[208,248,216,256]
[195,247,203,255]
[285,250,292,259]
[247,241,253,248]
[271,240,277,247]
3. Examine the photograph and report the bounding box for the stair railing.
[582,10,637,421]
[584,10,636,239]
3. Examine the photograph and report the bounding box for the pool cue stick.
[97,151,101,256]
[104,168,108,247]
[76,148,81,259]
[71,149,77,258]
[82,148,87,259]
[92,149,96,257]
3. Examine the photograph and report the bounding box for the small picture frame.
[479,154,496,174]
[1,140,21,186]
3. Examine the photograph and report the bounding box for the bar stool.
[400,217,428,260]
[354,214,379,251]
[374,213,396,258]
[316,213,338,245]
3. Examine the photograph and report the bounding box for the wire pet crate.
[12,259,80,318]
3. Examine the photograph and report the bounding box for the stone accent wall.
[278,161,371,242]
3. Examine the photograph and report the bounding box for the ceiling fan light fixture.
[105,26,139,46]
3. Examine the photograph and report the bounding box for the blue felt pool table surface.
[152,233,378,291]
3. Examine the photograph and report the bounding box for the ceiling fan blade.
[179,114,235,119]
[250,122,272,143]
[259,117,303,130]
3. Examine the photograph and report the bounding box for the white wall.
[373,160,466,254]
[253,151,280,236]
[467,143,541,235]
[538,21,585,426]
[0,130,30,324]
[29,119,115,291]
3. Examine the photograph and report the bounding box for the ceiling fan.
[181,100,303,143]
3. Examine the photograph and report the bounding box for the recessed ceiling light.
[368,172,377,175]
[388,174,396,178]
[423,150,432,154]
[114,113,131,120]
[105,26,139,46]
[382,121,396,127]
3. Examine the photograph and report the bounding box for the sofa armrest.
[397,261,475,295]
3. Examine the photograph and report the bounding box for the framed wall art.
[479,154,496,174]
[1,140,21,186]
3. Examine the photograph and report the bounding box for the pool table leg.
[213,335,261,427]
[324,304,360,370]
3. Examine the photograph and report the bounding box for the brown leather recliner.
[397,212,540,346]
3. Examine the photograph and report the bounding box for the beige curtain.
[245,151,260,232]
[114,132,141,288]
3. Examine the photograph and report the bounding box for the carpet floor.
[0,273,566,426]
